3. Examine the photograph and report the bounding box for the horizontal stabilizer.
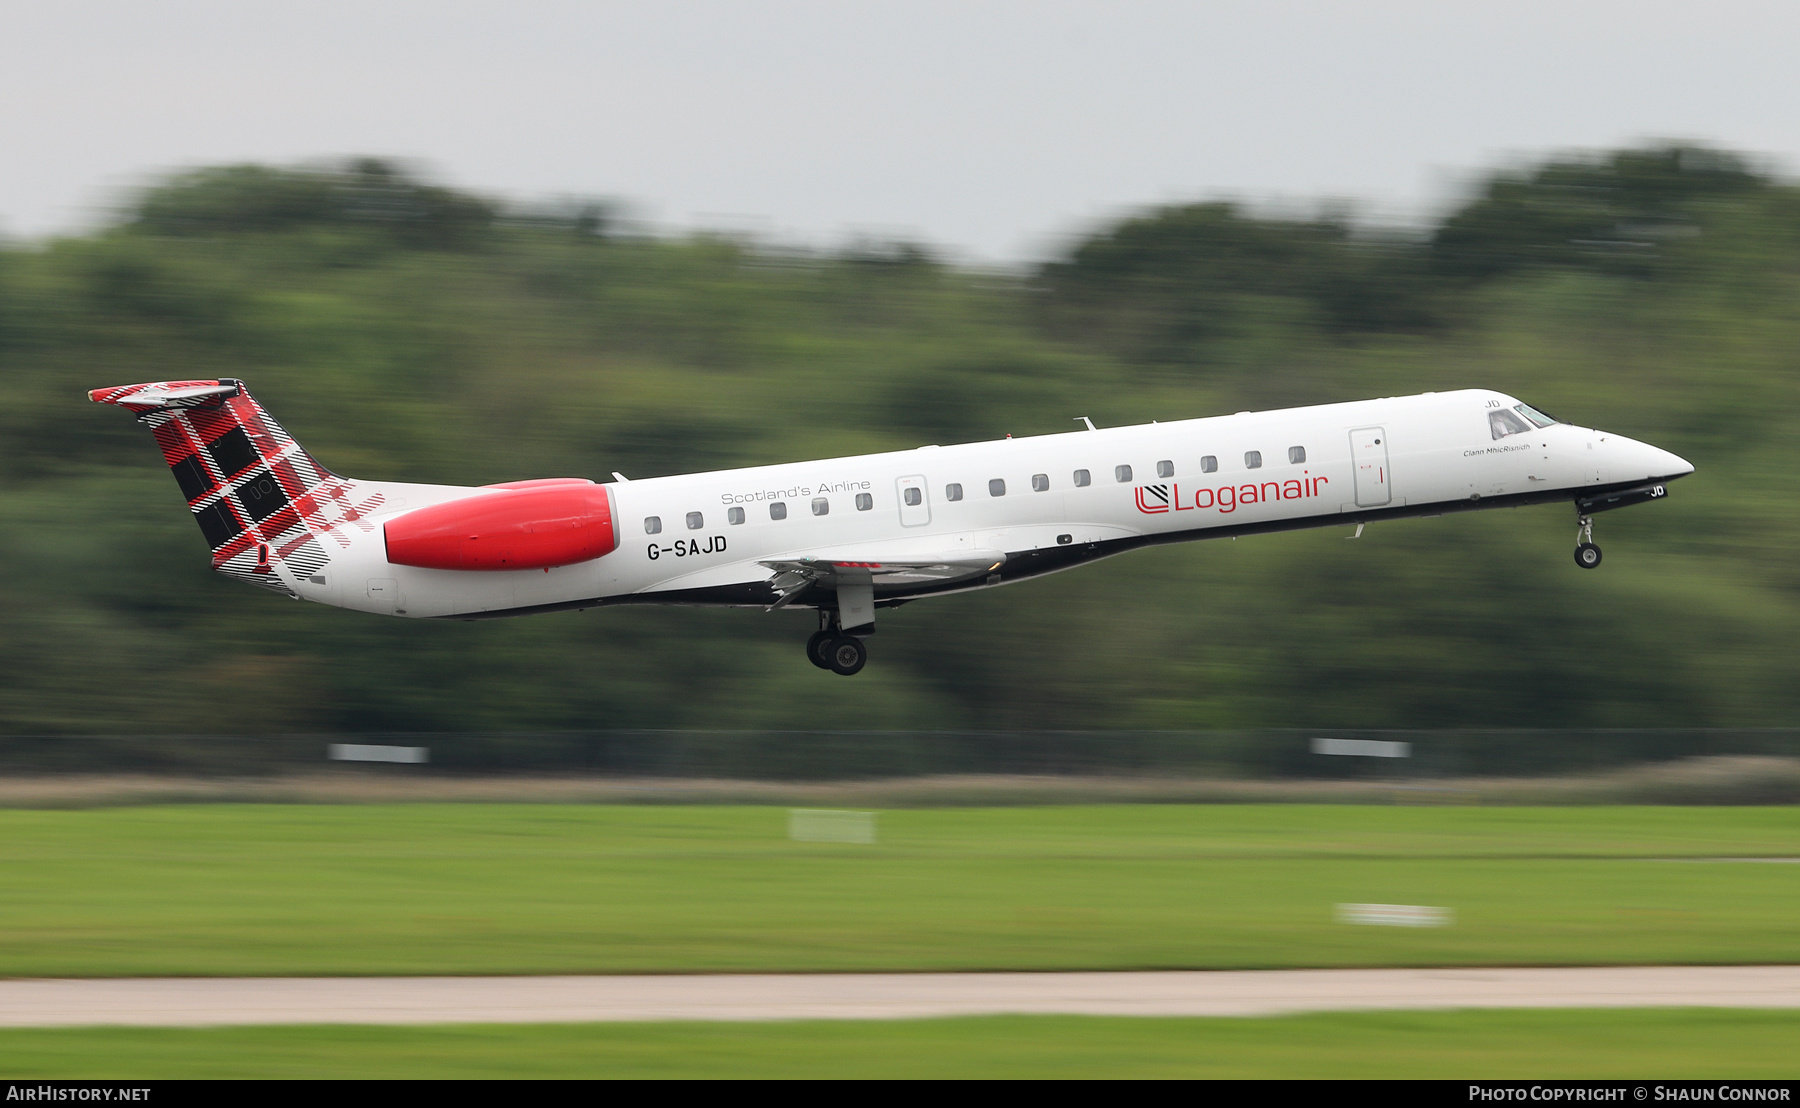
[89,381,241,409]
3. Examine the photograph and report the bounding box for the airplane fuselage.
[299,388,1691,621]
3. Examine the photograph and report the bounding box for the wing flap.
[757,550,1006,601]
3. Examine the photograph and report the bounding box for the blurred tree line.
[1,147,1795,737]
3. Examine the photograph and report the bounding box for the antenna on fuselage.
[1075,416,1097,431]
[612,472,630,482]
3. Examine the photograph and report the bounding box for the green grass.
[2,803,1797,977]
[2,1010,1796,1078]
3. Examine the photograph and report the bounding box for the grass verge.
[1,1010,1796,1078]
[0,804,1797,976]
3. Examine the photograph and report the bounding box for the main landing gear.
[1574,513,1602,570]
[806,613,869,676]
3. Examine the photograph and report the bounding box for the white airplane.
[91,379,1693,675]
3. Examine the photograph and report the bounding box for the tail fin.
[89,379,385,594]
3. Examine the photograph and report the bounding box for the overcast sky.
[4,1,1796,261]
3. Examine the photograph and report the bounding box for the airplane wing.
[757,550,1007,609]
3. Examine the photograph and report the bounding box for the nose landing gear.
[1574,514,1602,569]
[805,612,870,675]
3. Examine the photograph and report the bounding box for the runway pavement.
[2,966,1798,1027]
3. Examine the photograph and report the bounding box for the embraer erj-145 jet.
[91,380,1693,675]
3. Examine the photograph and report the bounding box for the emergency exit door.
[1350,427,1391,507]
[896,474,931,527]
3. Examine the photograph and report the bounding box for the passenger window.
[812,497,829,516]
[644,516,662,535]
[1073,469,1091,487]
[686,511,703,530]
[1032,473,1049,492]
[770,502,787,520]
[989,478,1006,497]
[1114,464,1132,483]
[1201,455,1217,473]
[1245,451,1262,469]
[727,507,745,525]
[1490,409,1531,439]
[855,492,873,511]
[1156,460,1174,479]
[945,483,963,501]
[903,487,922,507]
[1288,446,1306,464]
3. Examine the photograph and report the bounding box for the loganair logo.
[1136,473,1331,515]
[1134,484,1172,513]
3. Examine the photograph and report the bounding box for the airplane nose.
[1617,436,1694,481]
[1653,446,1696,479]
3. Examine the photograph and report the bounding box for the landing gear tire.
[826,635,868,676]
[805,629,835,670]
[1572,512,1602,570]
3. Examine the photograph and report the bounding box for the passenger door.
[1350,427,1391,507]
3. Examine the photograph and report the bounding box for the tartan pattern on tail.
[89,379,386,596]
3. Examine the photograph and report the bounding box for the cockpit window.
[1489,408,1531,439]
[1514,403,1558,429]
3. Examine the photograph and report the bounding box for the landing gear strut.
[806,610,870,676]
[1574,514,1602,570]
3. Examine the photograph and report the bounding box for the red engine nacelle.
[385,481,616,571]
